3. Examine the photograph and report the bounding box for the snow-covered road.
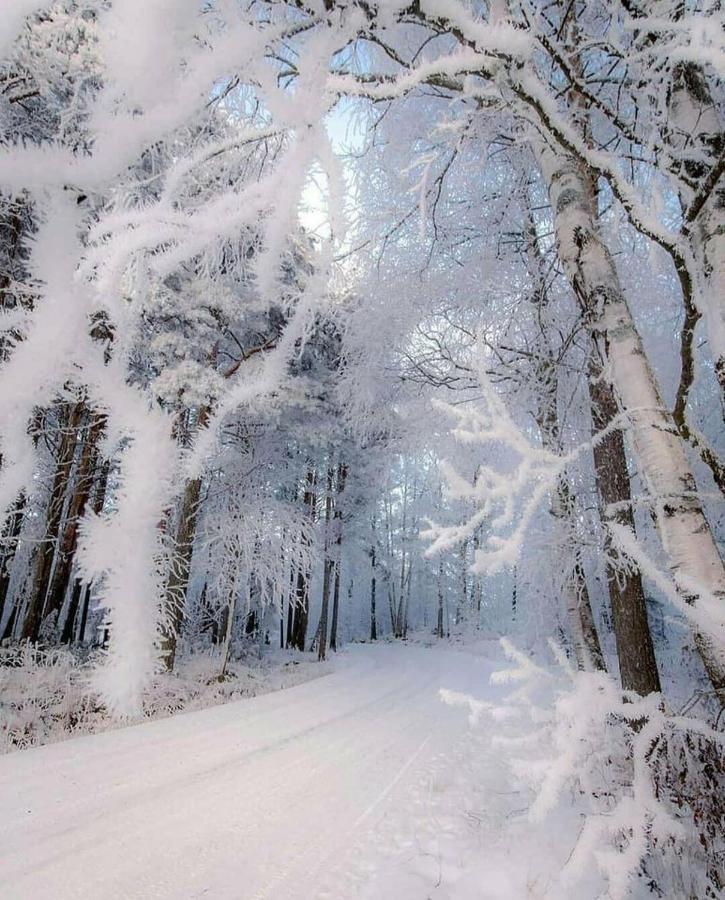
[0,643,510,899]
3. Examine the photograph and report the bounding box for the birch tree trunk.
[634,0,725,391]
[539,145,725,692]
[672,63,725,395]
[534,354,606,672]
[551,476,607,672]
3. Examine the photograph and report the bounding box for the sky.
[298,98,367,241]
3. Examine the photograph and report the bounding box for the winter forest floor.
[0,639,682,900]
[0,642,332,754]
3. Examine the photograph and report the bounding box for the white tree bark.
[538,143,725,691]
[647,3,725,386]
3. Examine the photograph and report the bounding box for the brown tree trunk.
[21,401,84,642]
[286,572,295,649]
[160,475,203,671]
[60,579,84,645]
[436,557,445,638]
[588,353,662,695]
[512,566,517,621]
[401,561,411,639]
[44,413,105,636]
[329,463,347,652]
[290,468,316,652]
[219,576,237,680]
[78,460,110,643]
[370,543,377,641]
[456,539,468,625]
[317,467,334,662]
[291,570,310,651]
[159,403,211,671]
[472,527,482,625]
[330,564,341,650]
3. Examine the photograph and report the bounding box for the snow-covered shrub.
[0,644,103,752]
[648,727,725,897]
[0,643,329,754]
[444,639,725,898]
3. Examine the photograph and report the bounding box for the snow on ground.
[0,641,616,899]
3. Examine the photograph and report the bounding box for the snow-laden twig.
[423,348,625,571]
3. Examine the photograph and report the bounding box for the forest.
[0,1,723,898]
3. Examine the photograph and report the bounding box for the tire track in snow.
[0,644,488,900]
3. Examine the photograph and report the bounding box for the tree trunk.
[290,468,316,652]
[73,459,109,645]
[60,579,84,645]
[44,412,105,637]
[534,352,606,672]
[521,34,659,691]
[21,401,84,642]
[659,46,725,392]
[550,478,607,672]
[523,182,606,672]
[317,467,334,662]
[219,580,237,680]
[436,558,445,638]
[539,145,725,692]
[286,577,294,649]
[588,352,662,695]
[472,527,482,626]
[329,463,347,652]
[317,558,333,661]
[370,543,377,641]
[456,539,468,626]
[291,568,310,651]
[401,561,411,639]
[330,563,341,652]
[0,491,26,633]
[512,565,517,621]
[160,475,203,671]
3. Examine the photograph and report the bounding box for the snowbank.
[0,642,331,754]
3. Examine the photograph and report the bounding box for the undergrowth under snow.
[0,642,331,754]
[440,639,725,899]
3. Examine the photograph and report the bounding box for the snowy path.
[0,643,521,900]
